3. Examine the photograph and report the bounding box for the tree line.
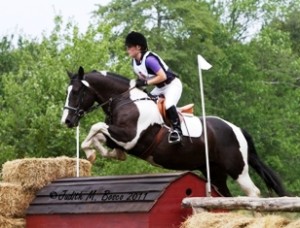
[1,0,300,195]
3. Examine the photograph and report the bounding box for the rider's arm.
[145,56,167,85]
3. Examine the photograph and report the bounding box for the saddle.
[156,97,194,124]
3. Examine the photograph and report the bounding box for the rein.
[64,85,152,119]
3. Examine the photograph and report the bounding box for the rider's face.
[126,45,142,59]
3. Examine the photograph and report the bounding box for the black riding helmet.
[125,31,148,51]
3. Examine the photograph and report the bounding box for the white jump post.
[197,54,212,197]
[76,124,80,177]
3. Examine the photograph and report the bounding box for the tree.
[1,0,300,195]
[276,9,300,56]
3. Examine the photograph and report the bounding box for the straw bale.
[0,215,25,228]
[180,212,298,228]
[0,183,35,217]
[56,156,92,177]
[2,157,92,190]
[286,219,300,228]
[223,215,254,228]
[248,215,290,228]
[181,212,254,228]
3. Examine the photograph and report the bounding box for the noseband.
[64,85,87,118]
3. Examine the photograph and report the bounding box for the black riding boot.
[166,106,182,144]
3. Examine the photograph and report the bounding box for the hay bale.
[181,212,298,228]
[0,215,25,228]
[57,156,92,177]
[180,212,254,228]
[0,183,35,217]
[286,219,300,228]
[248,215,290,228]
[1,157,92,190]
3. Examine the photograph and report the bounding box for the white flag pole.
[197,55,212,197]
[76,124,80,177]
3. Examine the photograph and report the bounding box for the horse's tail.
[242,129,288,196]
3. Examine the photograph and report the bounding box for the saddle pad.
[181,114,202,138]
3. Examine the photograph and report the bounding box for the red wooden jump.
[26,172,221,228]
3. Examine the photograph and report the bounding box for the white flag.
[197,54,212,70]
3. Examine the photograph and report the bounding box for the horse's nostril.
[65,119,73,127]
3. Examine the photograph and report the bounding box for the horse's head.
[61,66,96,128]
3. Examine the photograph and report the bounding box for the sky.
[0,0,111,39]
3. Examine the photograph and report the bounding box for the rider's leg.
[164,78,182,106]
[162,78,183,143]
[150,78,182,109]
[166,105,182,143]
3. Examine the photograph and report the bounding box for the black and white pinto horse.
[61,67,287,197]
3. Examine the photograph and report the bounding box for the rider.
[125,31,183,144]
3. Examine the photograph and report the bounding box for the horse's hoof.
[114,149,127,161]
[117,153,127,161]
[87,153,96,164]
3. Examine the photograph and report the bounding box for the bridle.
[63,84,117,118]
[64,85,88,118]
[63,83,147,119]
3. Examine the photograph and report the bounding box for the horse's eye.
[72,89,79,94]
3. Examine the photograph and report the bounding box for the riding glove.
[135,78,148,88]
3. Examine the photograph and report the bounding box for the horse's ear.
[78,66,84,80]
[66,70,73,79]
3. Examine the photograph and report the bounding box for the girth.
[140,126,168,160]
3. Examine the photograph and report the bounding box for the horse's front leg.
[81,122,126,162]
[93,133,127,161]
[81,129,98,163]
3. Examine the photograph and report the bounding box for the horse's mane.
[107,72,130,83]
[91,70,130,84]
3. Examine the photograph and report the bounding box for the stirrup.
[168,130,182,144]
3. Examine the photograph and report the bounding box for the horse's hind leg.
[234,165,261,197]
[200,164,232,197]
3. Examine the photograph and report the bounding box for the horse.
[61,66,288,197]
